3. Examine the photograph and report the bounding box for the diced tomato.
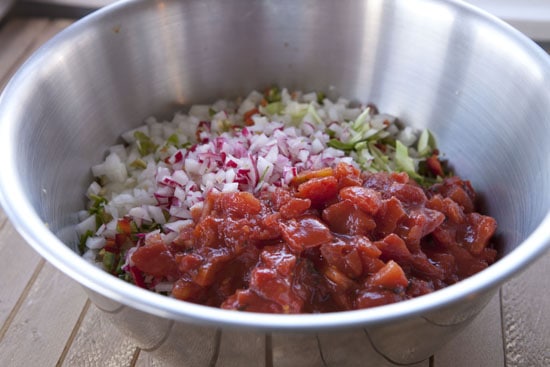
[243,108,259,126]
[374,233,412,265]
[464,213,497,255]
[339,186,382,215]
[291,167,334,186]
[369,260,409,289]
[280,198,311,219]
[320,240,363,279]
[260,245,297,277]
[120,165,496,314]
[221,289,283,313]
[279,217,333,253]
[132,237,179,278]
[426,154,444,177]
[334,162,363,188]
[217,191,262,217]
[116,217,133,234]
[295,176,339,208]
[390,182,427,207]
[172,278,205,302]
[322,200,376,235]
[249,267,303,313]
[355,289,403,309]
[375,197,406,235]
[324,265,356,290]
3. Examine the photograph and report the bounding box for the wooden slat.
[0,17,50,86]
[0,262,88,367]
[271,333,326,367]
[215,330,266,367]
[134,352,162,367]
[501,251,550,367]
[0,19,82,365]
[60,303,140,367]
[0,221,43,336]
[0,17,74,89]
[317,329,429,367]
[433,292,505,366]
[270,331,430,367]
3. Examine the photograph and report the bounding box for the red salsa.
[129,162,497,313]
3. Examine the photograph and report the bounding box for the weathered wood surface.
[0,16,549,367]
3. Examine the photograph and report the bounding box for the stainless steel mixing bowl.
[1,0,549,365]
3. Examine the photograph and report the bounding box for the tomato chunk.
[369,260,409,289]
[322,200,376,235]
[296,176,339,208]
[132,235,179,278]
[279,217,333,253]
[339,186,382,215]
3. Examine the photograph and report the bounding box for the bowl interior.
[1,0,550,327]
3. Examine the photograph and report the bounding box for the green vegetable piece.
[288,103,309,124]
[78,230,94,254]
[114,254,126,276]
[103,251,116,273]
[417,129,432,157]
[167,133,180,146]
[352,107,371,130]
[134,131,158,156]
[316,92,326,104]
[266,87,282,103]
[130,158,148,169]
[368,142,390,172]
[88,194,111,227]
[264,101,284,115]
[306,103,323,124]
[395,140,416,174]
[328,139,356,151]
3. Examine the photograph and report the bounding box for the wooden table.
[0,16,549,367]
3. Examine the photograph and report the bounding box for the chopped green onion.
[264,101,284,115]
[102,251,117,273]
[417,129,431,157]
[266,87,281,103]
[395,140,415,173]
[130,158,148,169]
[166,133,180,146]
[134,131,158,156]
[352,107,371,130]
[88,194,111,227]
[78,230,94,254]
[328,139,355,151]
[316,92,326,104]
[306,103,323,124]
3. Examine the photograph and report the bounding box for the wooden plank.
[0,262,88,367]
[0,17,50,85]
[317,329,429,367]
[0,17,74,89]
[134,352,161,367]
[216,330,266,367]
[60,303,140,367]
[501,250,550,367]
[0,213,43,333]
[271,333,326,367]
[0,17,79,355]
[433,292,505,366]
[270,331,429,367]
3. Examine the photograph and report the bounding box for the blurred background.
[0,0,548,42]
